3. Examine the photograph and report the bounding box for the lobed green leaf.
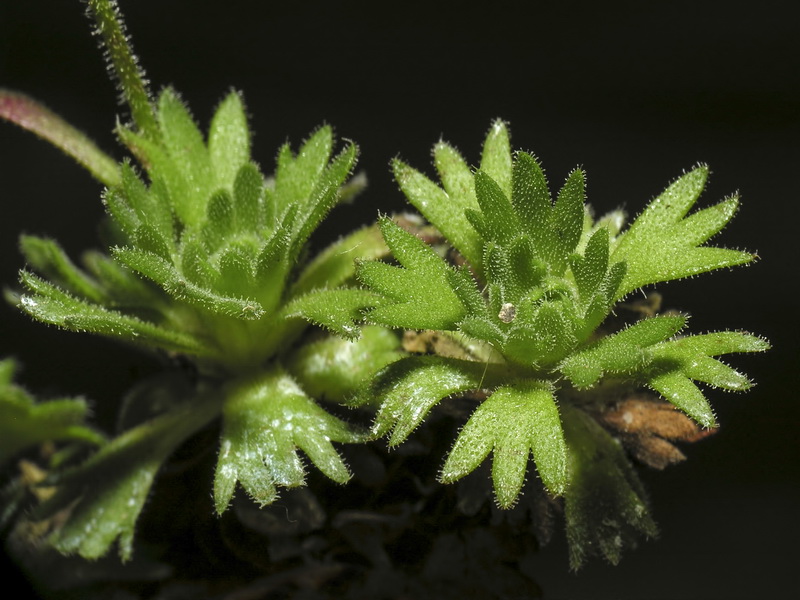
[273,125,334,218]
[441,381,567,505]
[157,88,213,227]
[113,247,265,319]
[118,161,174,241]
[393,158,483,269]
[612,167,754,297]
[214,368,364,514]
[288,142,358,262]
[357,217,466,330]
[503,302,578,367]
[642,331,769,427]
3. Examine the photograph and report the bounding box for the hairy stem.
[87,0,159,140]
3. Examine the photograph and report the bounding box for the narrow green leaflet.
[208,91,250,187]
[441,382,568,506]
[0,359,104,465]
[646,371,717,429]
[214,367,365,514]
[15,272,207,356]
[19,235,108,304]
[470,171,521,244]
[479,119,513,197]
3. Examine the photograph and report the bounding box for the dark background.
[1,1,797,598]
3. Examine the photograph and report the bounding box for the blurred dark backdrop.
[1,1,797,598]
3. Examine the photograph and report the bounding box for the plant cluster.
[0,0,768,595]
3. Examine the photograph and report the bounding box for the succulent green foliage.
[358,120,767,556]
[8,90,390,553]
[0,0,770,574]
[14,85,369,373]
[214,367,365,514]
[562,406,658,569]
[0,359,104,466]
[2,0,404,564]
[372,147,626,370]
[37,390,221,560]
